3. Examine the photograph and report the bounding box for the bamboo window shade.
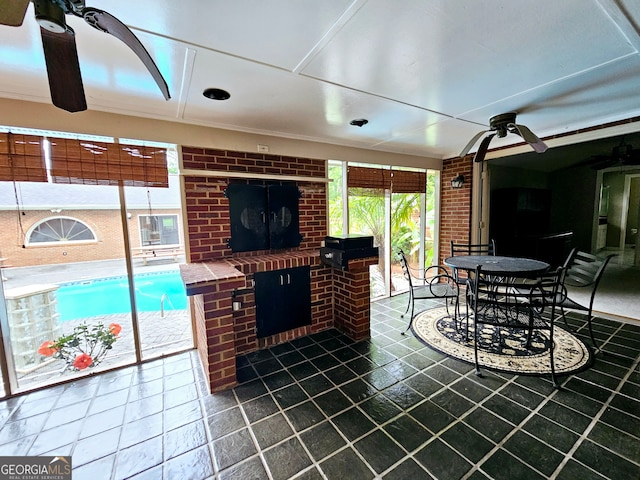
[347,166,391,190]
[347,166,426,193]
[49,138,169,187]
[390,169,426,193]
[0,133,48,182]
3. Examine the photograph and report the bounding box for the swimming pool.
[56,271,187,321]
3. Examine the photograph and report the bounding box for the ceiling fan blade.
[82,8,171,100]
[459,129,490,157]
[40,27,87,112]
[0,0,30,26]
[473,133,495,163]
[510,123,548,153]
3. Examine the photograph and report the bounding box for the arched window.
[27,217,96,245]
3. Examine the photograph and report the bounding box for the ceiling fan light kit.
[34,0,66,33]
[1,0,171,113]
[460,112,549,163]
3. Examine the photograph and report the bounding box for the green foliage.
[327,165,439,280]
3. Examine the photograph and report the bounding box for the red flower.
[38,341,58,357]
[73,353,93,370]
[109,323,122,336]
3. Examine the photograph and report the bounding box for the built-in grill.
[320,234,378,270]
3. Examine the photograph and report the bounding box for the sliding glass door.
[0,130,192,397]
[347,187,389,298]
[329,160,439,299]
[0,181,136,393]
[125,174,191,361]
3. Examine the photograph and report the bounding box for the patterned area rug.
[412,307,593,376]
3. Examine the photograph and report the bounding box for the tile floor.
[0,295,639,479]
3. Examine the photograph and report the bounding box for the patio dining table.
[443,255,551,339]
[443,255,550,276]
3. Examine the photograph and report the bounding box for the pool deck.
[1,256,186,290]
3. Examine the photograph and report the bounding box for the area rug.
[412,307,593,376]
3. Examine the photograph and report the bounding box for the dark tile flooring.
[0,295,639,479]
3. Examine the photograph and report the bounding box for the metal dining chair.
[397,249,459,335]
[449,239,497,334]
[557,250,617,352]
[469,265,566,388]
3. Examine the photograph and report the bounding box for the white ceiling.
[1,0,640,160]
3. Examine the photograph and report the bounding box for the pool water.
[56,271,187,321]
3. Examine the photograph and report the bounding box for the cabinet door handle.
[280,275,284,286]
[287,274,291,284]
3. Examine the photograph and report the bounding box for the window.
[138,214,179,246]
[27,217,96,244]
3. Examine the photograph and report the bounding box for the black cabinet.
[254,266,311,338]
[490,188,551,257]
[226,183,302,252]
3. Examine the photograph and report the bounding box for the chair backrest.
[451,239,496,257]
[397,249,414,289]
[564,250,616,308]
[473,265,564,316]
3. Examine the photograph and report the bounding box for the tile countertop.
[179,261,246,296]
[178,251,320,296]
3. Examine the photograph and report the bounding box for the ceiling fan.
[459,112,548,163]
[0,0,170,113]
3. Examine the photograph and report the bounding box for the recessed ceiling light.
[203,88,231,100]
[350,118,368,127]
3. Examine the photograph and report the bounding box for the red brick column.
[332,257,378,342]
[198,275,245,392]
[439,155,473,264]
[181,262,246,393]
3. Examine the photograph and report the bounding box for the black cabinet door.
[227,183,301,252]
[255,266,311,338]
[268,184,301,249]
[227,184,269,252]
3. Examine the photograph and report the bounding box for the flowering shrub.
[38,322,121,371]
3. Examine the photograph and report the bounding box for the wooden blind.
[0,133,47,182]
[390,169,426,193]
[49,138,168,187]
[347,166,391,190]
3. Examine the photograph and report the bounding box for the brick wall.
[181,147,340,391]
[182,148,327,263]
[439,155,473,264]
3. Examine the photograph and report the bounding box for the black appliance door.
[268,184,301,249]
[226,184,269,252]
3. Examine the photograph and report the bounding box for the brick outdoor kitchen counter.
[179,251,379,393]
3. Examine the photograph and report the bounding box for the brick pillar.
[332,257,377,342]
[439,155,473,264]
[193,276,245,393]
